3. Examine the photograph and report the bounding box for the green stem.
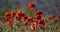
[49,26,52,32]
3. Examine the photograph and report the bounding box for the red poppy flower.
[16,13,21,20]
[40,24,45,30]
[37,19,45,25]
[14,15,21,21]
[47,15,52,21]
[52,18,58,24]
[0,17,2,21]
[11,11,16,16]
[23,15,28,21]
[35,15,41,20]
[17,11,25,17]
[35,11,43,15]
[4,16,10,21]
[31,25,35,31]
[5,12,11,17]
[24,21,28,25]
[4,17,10,21]
[37,24,44,30]
[8,20,13,28]
[4,12,11,21]
[28,2,35,8]
[14,17,18,21]
[37,24,41,27]
[57,15,60,19]
[27,16,33,21]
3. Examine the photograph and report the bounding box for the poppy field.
[0,1,60,32]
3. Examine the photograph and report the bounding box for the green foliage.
[23,7,35,17]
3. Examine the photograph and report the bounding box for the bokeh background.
[0,0,60,32]
[0,0,60,15]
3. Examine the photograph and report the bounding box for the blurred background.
[0,0,60,15]
[0,0,60,32]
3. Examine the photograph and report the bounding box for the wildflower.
[40,24,45,30]
[57,15,60,19]
[40,19,45,25]
[37,19,45,25]
[5,18,9,21]
[5,12,11,17]
[16,13,21,19]
[37,23,41,27]
[17,11,25,17]
[27,16,33,21]
[14,15,21,21]
[4,16,10,21]
[28,2,35,8]
[24,21,28,25]
[14,17,17,21]
[11,11,16,16]
[47,15,52,21]
[35,11,43,15]
[0,17,2,21]
[31,25,35,31]
[23,15,28,21]
[4,12,11,21]
[52,18,58,24]
[35,15,41,20]
[8,20,13,28]
[37,24,45,30]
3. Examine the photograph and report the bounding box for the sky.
[0,0,60,15]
